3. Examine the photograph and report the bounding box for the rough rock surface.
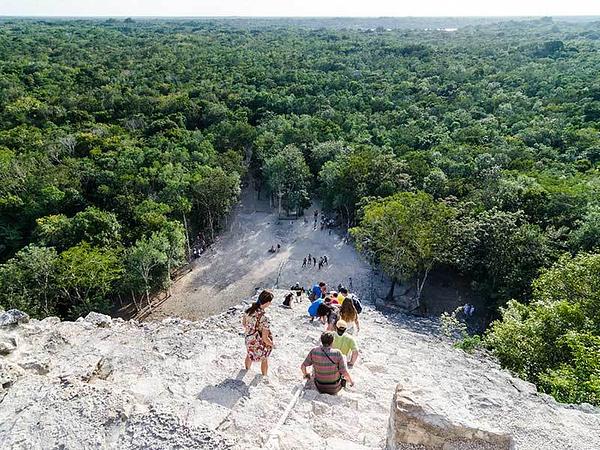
[0,336,17,355]
[84,311,113,328]
[0,309,29,327]
[387,385,513,450]
[1,291,599,450]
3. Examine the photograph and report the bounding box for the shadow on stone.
[198,370,260,409]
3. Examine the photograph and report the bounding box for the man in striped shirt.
[301,331,355,395]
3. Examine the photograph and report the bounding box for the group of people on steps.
[242,282,362,395]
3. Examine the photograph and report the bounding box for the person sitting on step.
[301,331,354,395]
[282,292,294,308]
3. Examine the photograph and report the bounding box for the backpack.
[351,296,363,314]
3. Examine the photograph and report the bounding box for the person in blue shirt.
[308,297,323,320]
[310,281,326,301]
[308,282,326,321]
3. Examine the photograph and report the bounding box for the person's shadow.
[197,369,261,409]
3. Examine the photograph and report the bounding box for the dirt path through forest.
[147,183,388,321]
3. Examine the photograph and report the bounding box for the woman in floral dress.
[243,289,274,375]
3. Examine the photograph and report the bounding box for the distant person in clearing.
[332,320,359,368]
[339,293,360,334]
[302,257,307,268]
[301,331,354,395]
[242,290,274,376]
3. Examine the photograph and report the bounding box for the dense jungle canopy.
[0,17,599,404]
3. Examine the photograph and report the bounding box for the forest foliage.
[0,17,599,404]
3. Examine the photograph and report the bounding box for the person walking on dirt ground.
[242,290,274,376]
[313,256,316,266]
[349,277,353,290]
[323,255,328,265]
[301,331,354,395]
[302,257,307,268]
[308,253,312,266]
[277,243,281,252]
[333,320,359,368]
[318,258,323,270]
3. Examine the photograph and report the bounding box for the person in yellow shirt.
[332,320,359,368]
[337,287,349,305]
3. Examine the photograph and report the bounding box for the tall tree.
[56,243,123,317]
[0,245,59,317]
[319,147,412,227]
[486,253,600,405]
[190,167,241,241]
[352,191,453,307]
[126,233,168,309]
[263,145,311,216]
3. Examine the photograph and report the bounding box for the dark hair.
[340,287,348,295]
[318,282,326,287]
[340,298,357,323]
[316,303,332,318]
[320,331,335,347]
[245,289,274,315]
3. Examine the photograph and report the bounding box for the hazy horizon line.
[1,14,599,19]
